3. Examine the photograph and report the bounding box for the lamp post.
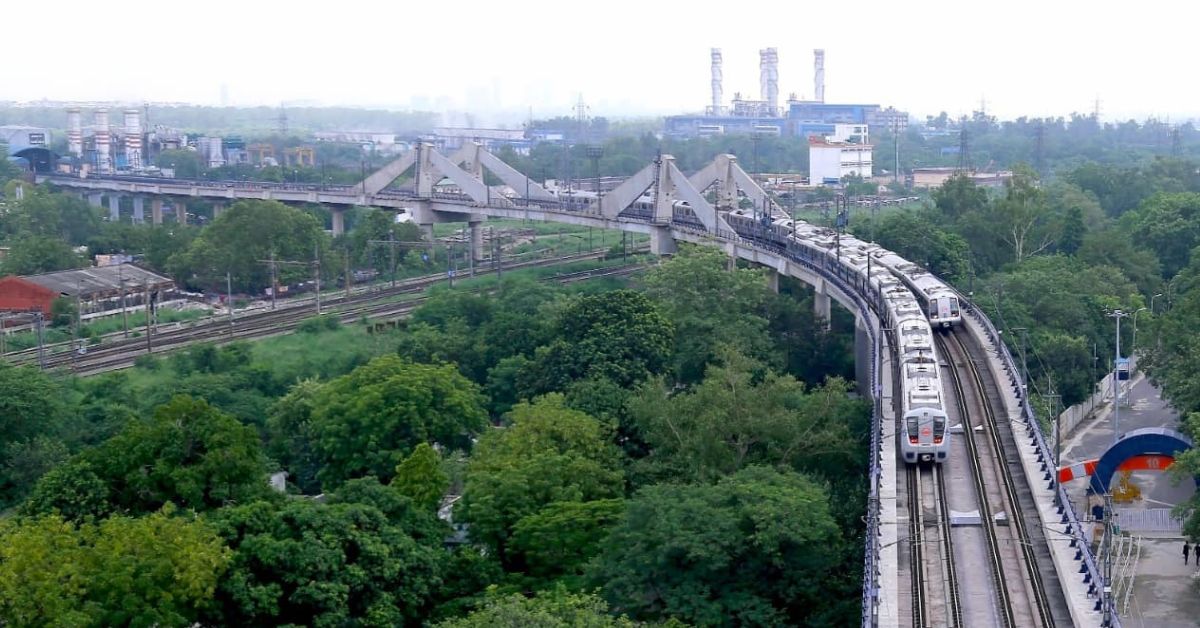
[1131,306,1148,356]
[1108,309,1130,445]
[1150,292,1164,315]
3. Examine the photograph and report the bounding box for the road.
[1059,372,1200,628]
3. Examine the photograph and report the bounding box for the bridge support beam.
[87,192,103,208]
[854,314,871,396]
[765,268,780,294]
[132,196,145,224]
[649,227,677,256]
[151,198,163,225]
[814,282,832,330]
[420,224,435,244]
[469,221,484,263]
[330,208,345,236]
[107,194,121,222]
[212,202,225,220]
[175,200,187,224]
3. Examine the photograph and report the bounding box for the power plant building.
[665,48,907,140]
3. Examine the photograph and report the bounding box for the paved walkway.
[1060,372,1200,627]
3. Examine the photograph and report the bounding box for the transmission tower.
[956,127,972,174]
[1034,121,1045,176]
[276,104,289,136]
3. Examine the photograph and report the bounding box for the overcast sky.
[4,0,1194,124]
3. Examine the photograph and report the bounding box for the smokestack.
[710,48,723,115]
[814,49,825,103]
[759,48,779,115]
[67,108,83,158]
[94,109,112,174]
[123,109,142,170]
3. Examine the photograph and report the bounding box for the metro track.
[935,329,1057,628]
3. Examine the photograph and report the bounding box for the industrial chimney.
[94,109,112,174]
[814,49,826,103]
[710,48,723,115]
[759,48,779,115]
[67,108,83,158]
[123,109,142,171]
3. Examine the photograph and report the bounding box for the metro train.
[722,208,950,464]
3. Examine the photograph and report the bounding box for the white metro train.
[722,209,951,463]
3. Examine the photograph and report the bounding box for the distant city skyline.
[5,0,1198,125]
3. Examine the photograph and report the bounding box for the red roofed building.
[0,275,59,316]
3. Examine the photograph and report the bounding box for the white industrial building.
[809,125,873,185]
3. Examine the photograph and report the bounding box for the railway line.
[907,462,962,628]
[6,250,643,376]
[933,329,1064,628]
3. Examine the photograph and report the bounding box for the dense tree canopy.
[0,507,230,627]
[590,466,845,626]
[460,395,624,567]
[308,355,488,487]
[24,396,269,519]
[167,199,328,292]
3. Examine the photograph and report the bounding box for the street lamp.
[1108,309,1130,445]
[1131,307,1148,355]
[1150,292,1164,315]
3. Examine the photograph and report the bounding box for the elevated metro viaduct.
[38,145,1110,627]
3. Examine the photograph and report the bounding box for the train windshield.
[933,415,946,444]
[948,297,960,316]
[907,416,919,443]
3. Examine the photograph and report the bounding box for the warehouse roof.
[22,264,173,297]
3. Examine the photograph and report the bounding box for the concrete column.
[765,268,780,294]
[420,223,435,243]
[87,192,103,208]
[814,282,832,330]
[107,194,121,222]
[132,196,145,224]
[649,227,677,256]
[151,198,164,225]
[854,314,871,397]
[175,200,187,224]
[212,202,225,220]
[330,208,345,236]
[468,221,483,262]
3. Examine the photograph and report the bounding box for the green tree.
[435,587,638,628]
[206,498,446,627]
[24,396,269,518]
[0,365,70,505]
[347,208,423,275]
[1124,191,1200,278]
[0,234,87,275]
[264,378,325,494]
[394,442,450,511]
[522,290,672,392]
[861,209,970,283]
[156,148,204,178]
[590,466,845,626]
[0,507,230,628]
[459,395,624,566]
[309,355,488,486]
[932,173,988,220]
[643,245,775,382]
[167,199,328,292]
[509,499,624,586]
[630,350,867,483]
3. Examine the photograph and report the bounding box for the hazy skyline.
[5,0,1196,124]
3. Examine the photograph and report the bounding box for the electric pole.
[1109,309,1130,445]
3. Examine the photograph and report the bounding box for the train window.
[949,297,960,315]
[906,416,918,443]
[933,416,946,444]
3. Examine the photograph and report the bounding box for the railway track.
[907,462,962,628]
[9,252,643,376]
[936,330,1056,628]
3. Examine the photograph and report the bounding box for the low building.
[911,167,1013,189]
[809,137,873,186]
[0,264,175,317]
